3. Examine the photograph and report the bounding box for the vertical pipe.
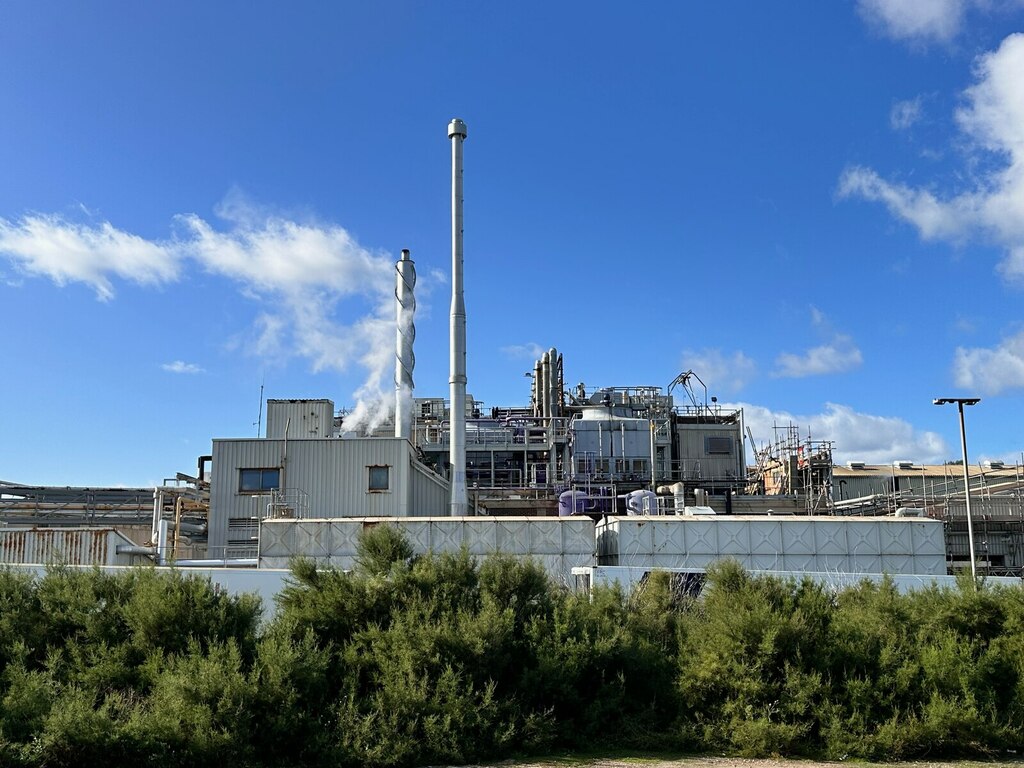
[958,401,978,583]
[649,419,656,489]
[548,347,559,418]
[448,118,468,516]
[395,249,416,440]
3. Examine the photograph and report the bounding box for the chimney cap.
[448,118,467,139]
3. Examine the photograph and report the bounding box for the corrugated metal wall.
[266,400,335,439]
[675,424,744,481]
[0,528,137,566]
[209,438,449,556]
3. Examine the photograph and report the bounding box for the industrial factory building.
[3,117,1023,589]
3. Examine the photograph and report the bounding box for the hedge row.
[1,525,1023,767]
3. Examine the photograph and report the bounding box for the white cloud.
[0,196,403,428]
[839,34,1024,280]
[162,361,204,375]
[0,214,180,300]
[773,308,863,378]
[736,401,948,465]
[681,348,757,394]
[953,329,1024,394]
[856,0,966,44]
[501,342,546,361]
[891,96,924,130]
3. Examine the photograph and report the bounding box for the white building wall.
[259,516,596,584]
[209,438,448,557]
[596,516,947,575]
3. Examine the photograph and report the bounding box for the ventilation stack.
[448,118,468,516]
[394,249,416,441]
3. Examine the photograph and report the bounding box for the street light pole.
[933,397,981,582]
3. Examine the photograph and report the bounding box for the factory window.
[368,465,390,492]
[705,436,733,455]
[239,468,280,493]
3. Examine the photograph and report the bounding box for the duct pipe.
[548,347,559,419]
[540,351,550,419]
[395,249,416,440]
[536,360,544,415]
[448,117,469,516]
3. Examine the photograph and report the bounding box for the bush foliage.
[1,537,1024,767]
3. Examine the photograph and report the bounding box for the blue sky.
[2,1,1024,486]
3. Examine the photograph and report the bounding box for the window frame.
[238,467,281,493]
[367,464,391,493]
[705,436,734,456]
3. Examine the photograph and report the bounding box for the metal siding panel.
[678,553,717,568]
[616,519,653,558]
[814,521,848,556]
[880,522,913,554]
[495,519,531,554]
[463,520,498,555]
[651,519,685,556]
[851,555,883,573]
[717,520,750,555]
[401,520,432,552]
[882,554,915,573]
[911,521,945,557]
[328,520,361,556]
[258,520,296,558]
[685,520,717,555]
[293,521,330,558]
[749,553,785,570]
[430,520,464,553]
[846,521,881,554]
[783,554,816,571]
[915,554,948,575]
[528,519,562,555]
[815,554,851,572]
[562,518,596,555]
[782,520,816,555]
[749,520,783,555]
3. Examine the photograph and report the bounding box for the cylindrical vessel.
[394,249,416,440]
[448,118,469,516]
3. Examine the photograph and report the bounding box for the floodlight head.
[933,397,981,406]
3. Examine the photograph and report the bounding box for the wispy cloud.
[0,214,180,301]
[681,348,757,394]
[952,329,1024,394]
[773,307,863,378]
[839,33,1024,282]
[162,361,204,375]
[856,0,967,44]
[890,96,923,130]
[0,194,403,431]
[501,342,546,361]
[736,401,948,464]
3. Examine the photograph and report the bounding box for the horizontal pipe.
[172,558,259,568]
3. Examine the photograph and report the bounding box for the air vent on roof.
[983,460,1005,470]
[846,461,866,470]
[894,461,915,470]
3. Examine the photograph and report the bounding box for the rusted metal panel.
[0,528,131,566]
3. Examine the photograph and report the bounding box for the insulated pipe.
[540,351,550,419]
[448,117,468,516]
[548,347,559,419]
[395,249,416,440]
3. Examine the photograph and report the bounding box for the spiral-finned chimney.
[448,118,468,516]
[395,249,416,440]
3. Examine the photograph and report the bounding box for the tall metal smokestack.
[448,118,469,516]
[394,249,416,441]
